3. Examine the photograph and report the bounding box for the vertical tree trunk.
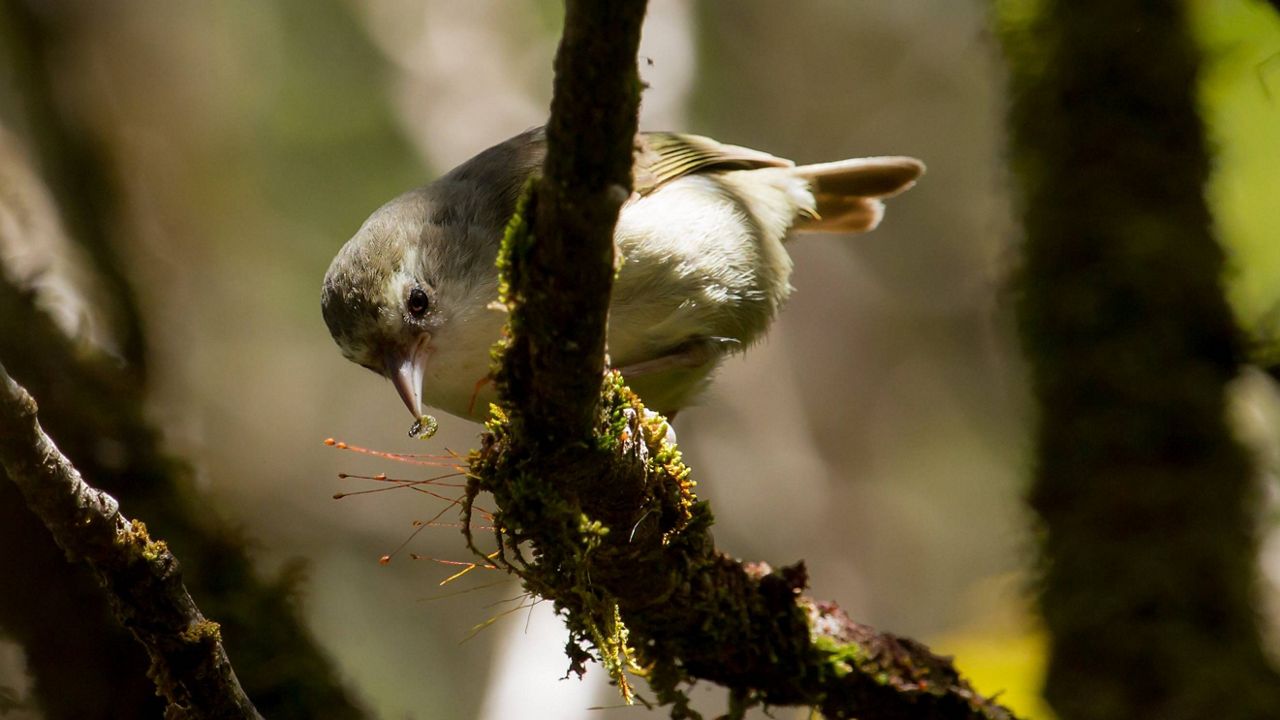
[1005,1,1280,718]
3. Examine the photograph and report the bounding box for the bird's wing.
[634,132,793,196]
[453,128,790,199]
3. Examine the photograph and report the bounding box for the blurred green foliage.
[196,0,426,315]
[1192,1,1280,325]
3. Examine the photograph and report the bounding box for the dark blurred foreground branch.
[467,1,1015,718]
[1,0,150,373]
[0,363,261,720]
[1005,1,1280,718]
[0,27,367,716]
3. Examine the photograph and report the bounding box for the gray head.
[321,128,546,418]
[321,190,449,417]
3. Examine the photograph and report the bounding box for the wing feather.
[634,132,793,195]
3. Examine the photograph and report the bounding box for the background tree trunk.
[1004,1,1280,717]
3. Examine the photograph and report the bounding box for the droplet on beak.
[409,414,438,439]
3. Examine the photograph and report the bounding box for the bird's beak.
[387,335,431,419]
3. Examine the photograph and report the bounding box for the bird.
[321,127,922,426]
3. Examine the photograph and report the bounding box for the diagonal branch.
[0,363,261,720]
[470,1,1018,718]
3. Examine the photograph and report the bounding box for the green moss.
[494,178,537,312]
[812,636,862,679]
[115,520,169,564]
[179,619,222,645]
[466,371,697,703]
[468,200,700,706]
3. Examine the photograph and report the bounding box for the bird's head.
[322,188,499,420]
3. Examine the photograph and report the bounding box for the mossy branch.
[0,363,261,720]
[466,2,1017,718]
[499,0,647,444]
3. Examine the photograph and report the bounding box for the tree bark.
[0,364,261,720]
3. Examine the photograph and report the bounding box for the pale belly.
[423,171,802,421]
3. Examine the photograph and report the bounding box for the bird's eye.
[407,287,430,317]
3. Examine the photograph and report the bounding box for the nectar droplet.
[323,438,336,446]
[408,414,439,439]
[378,555,392,566]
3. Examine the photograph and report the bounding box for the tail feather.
[793,156,924,234]
[802,195,884,233]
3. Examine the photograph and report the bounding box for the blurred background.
[0,1,1277,718]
